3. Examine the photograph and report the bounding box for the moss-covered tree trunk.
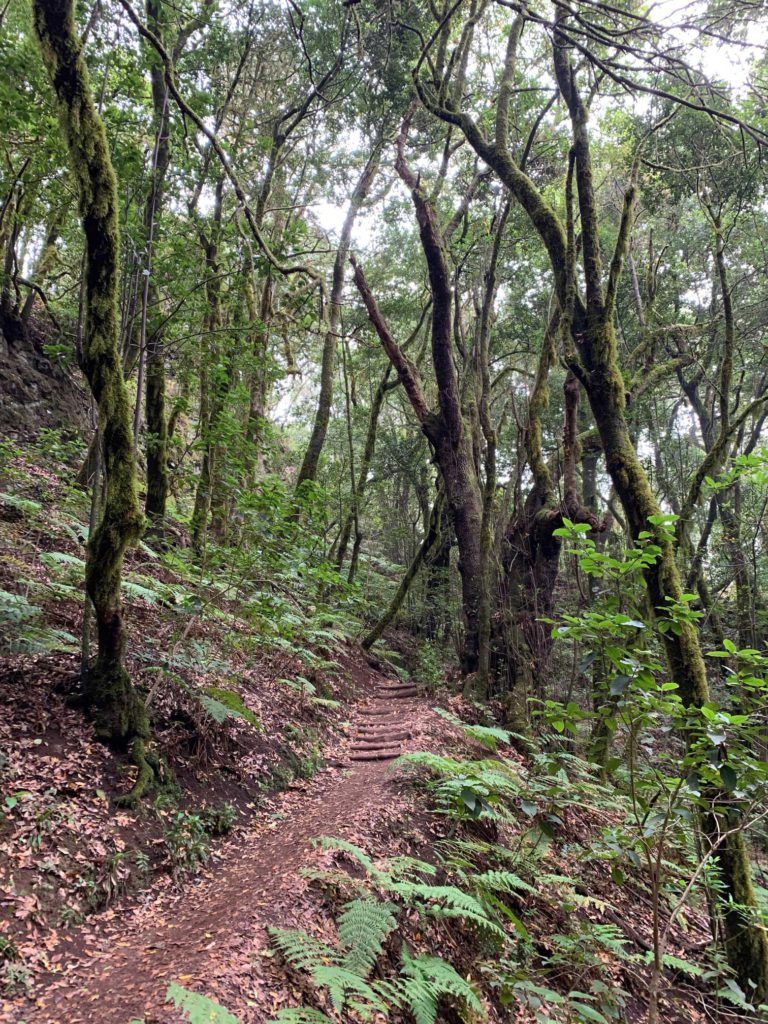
[551,36,768,996]
[393,121,485,674]
[33,0,151,796]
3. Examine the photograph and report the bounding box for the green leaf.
[609,675,630,696]
[720,764,738,792]
[569,1001,609,1023]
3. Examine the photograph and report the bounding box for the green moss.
[34,0,147,790]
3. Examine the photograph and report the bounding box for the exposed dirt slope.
[0,320,89,443]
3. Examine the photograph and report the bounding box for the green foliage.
[433,707,511,751]
[166,983,239,1024]
[390,947,483,1024]
[0,588,78,654]
[200,801,237,836]
[0,491,42,518]
[202,687,262,730]
[337,899,399,976]
[164,811,210,877]
[269,910,484,1024]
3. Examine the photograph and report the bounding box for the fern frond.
[312,964,385,1016]
[433,708,511,751]
[165,983,238,1024]
[384,974,436,1024]
[472,870,537,896]
[392,882,486,917]
[391,882,505,940]
[313,836,384,881]
[268,928,336,974]
[386,855,438,881]
[382,947,484,1024]
[268,1010,334,1024]
[338,899,398,977]
[397,752,466,775]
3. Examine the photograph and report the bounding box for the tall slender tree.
[33,0,153,802]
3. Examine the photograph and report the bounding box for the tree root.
[116,738,165,807]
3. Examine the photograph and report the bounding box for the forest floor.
[3,668,446,1024]
[0,434,736,1024]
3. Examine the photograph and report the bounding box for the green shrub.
[201,801,237,836]
[164,811,210,877]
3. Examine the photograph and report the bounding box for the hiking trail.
[8,665,435,1024]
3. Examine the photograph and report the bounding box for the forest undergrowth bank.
[0,437,761,1024]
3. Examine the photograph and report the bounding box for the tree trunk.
[21,204,65,325]
[362,492,444,650]
[295,142,382,490]
[142,0,172,521]
[190,178,224,553]
[34,0,151,800]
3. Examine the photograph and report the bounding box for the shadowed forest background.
[3,0,768,1021]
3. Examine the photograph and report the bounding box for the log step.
[356,730,410,741]
[351,740,403,751]
[349,748,402,762]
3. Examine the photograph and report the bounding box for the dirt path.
[8,673,432,1024]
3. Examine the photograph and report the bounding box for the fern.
[383,947,484,1024]
[268,1011,334,1024]
[472,869,537,896]
[39,550,85,571]
[165,983,238,1024]
[314,836,385,882]
[0,491,41,516]
[201,687,262,729]
[433,708,511,751]
[386,855,438,881]
[338,899,398,977]
[642,951,704,977]
[398,752,466,776]
[268,928,335,974]
[390,882,506,940]
[122,579,162,604]
[0,589,78,654]
[312,965,386,1015]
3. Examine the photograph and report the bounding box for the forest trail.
[9,667,432,1024]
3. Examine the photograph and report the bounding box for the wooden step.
[354,745,405,753]
[356,730,410,742]
[349,748,402,762]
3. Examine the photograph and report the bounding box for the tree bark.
[142,0,172,521]
[33,0,151,800]
[295,142,382,490]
